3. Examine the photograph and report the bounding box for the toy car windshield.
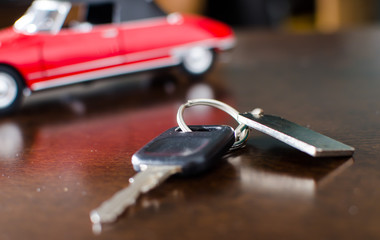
[14,1,71,34]
[14,0,166,34]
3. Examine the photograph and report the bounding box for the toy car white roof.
[38,0,166,23]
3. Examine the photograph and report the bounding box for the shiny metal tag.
[238,112,355,157]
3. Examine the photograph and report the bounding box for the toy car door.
[37,2,123,88]
[41,25,121,82]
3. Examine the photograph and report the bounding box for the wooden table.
[0,29,379,239]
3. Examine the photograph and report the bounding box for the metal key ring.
[177,99,250,150]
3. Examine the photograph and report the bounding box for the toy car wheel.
[0,66,23,115]
[181,47,215,76]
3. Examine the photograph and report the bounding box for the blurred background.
[0,0,380,32]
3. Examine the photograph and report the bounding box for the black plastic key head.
[131,125,235,175]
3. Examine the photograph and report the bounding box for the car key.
[90,125,235,225]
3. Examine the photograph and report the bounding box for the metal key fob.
[90,125,234,225]
[238,112,355,157]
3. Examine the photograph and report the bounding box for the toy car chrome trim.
[30,57,179,91]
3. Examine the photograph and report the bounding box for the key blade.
[90,165,181,224]
[238,113,355,157]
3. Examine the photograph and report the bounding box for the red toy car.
[0,0,235,114]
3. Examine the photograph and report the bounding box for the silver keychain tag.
[238,111,354,157]
[177,99,354,158]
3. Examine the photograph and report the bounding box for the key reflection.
[228,135,354,198]
[92,223,102,236]
[230,157,316,197]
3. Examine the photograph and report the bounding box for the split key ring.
[176,98,250,150]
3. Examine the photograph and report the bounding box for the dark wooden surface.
[1,29,379,240]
